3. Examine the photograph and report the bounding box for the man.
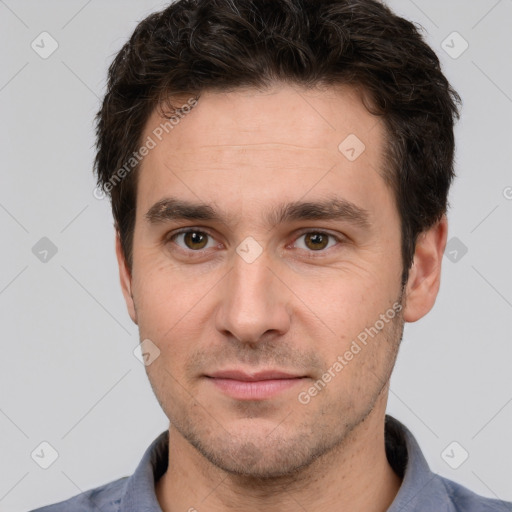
[32,0,511,510]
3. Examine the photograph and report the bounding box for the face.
[117,84,435,478]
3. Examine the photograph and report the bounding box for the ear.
[402,215,448,323]
[115,231,138,325]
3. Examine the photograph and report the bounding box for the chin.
[184,426,335,480]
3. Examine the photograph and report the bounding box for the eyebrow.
[145,196,371,229]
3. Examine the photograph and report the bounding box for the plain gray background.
[0,0,511,510]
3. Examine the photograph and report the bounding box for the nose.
[214,247,291,345]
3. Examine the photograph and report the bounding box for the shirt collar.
[120,428,169,511]
[385,415,456,511]
[120,414,452,511]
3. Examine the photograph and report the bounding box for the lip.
[208,369,303,381]
[205,369,308,400]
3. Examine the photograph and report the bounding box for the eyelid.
[289,229,345,253]
[166,226,215,240]
[165,227,346,254]
[292,228,345,240]
[166,227,221,252]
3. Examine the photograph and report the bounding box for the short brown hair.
[94,0,461,284]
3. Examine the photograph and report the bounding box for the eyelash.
[166,227,344,257]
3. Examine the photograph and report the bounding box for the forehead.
[136,84,389,218]
[144,84,383,153]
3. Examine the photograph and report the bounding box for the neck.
[156,400,402,512]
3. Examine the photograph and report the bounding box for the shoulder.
[28,476,128,512]
[385,415,511,512]
[440,475,512,512]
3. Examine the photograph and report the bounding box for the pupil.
[307,233,327,250]
[186,232,206,249]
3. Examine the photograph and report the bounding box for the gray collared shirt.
[30,415,512,511]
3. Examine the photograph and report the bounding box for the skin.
[115,83,448,512]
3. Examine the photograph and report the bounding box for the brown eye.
[293,231,339,253]
[171,230,214,251]
[304,232,330,250]
[183,231,208,249]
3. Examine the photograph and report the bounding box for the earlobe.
[115,232,138,325]
[402,215,448,323]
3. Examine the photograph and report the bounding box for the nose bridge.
[231,249,272,303]
[215,245,290,343]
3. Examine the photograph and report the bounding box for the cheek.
[289,267,403,386]
[292,266,392,326]
[131,263,202,343]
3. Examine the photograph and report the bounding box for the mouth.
[204,369,309,400]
